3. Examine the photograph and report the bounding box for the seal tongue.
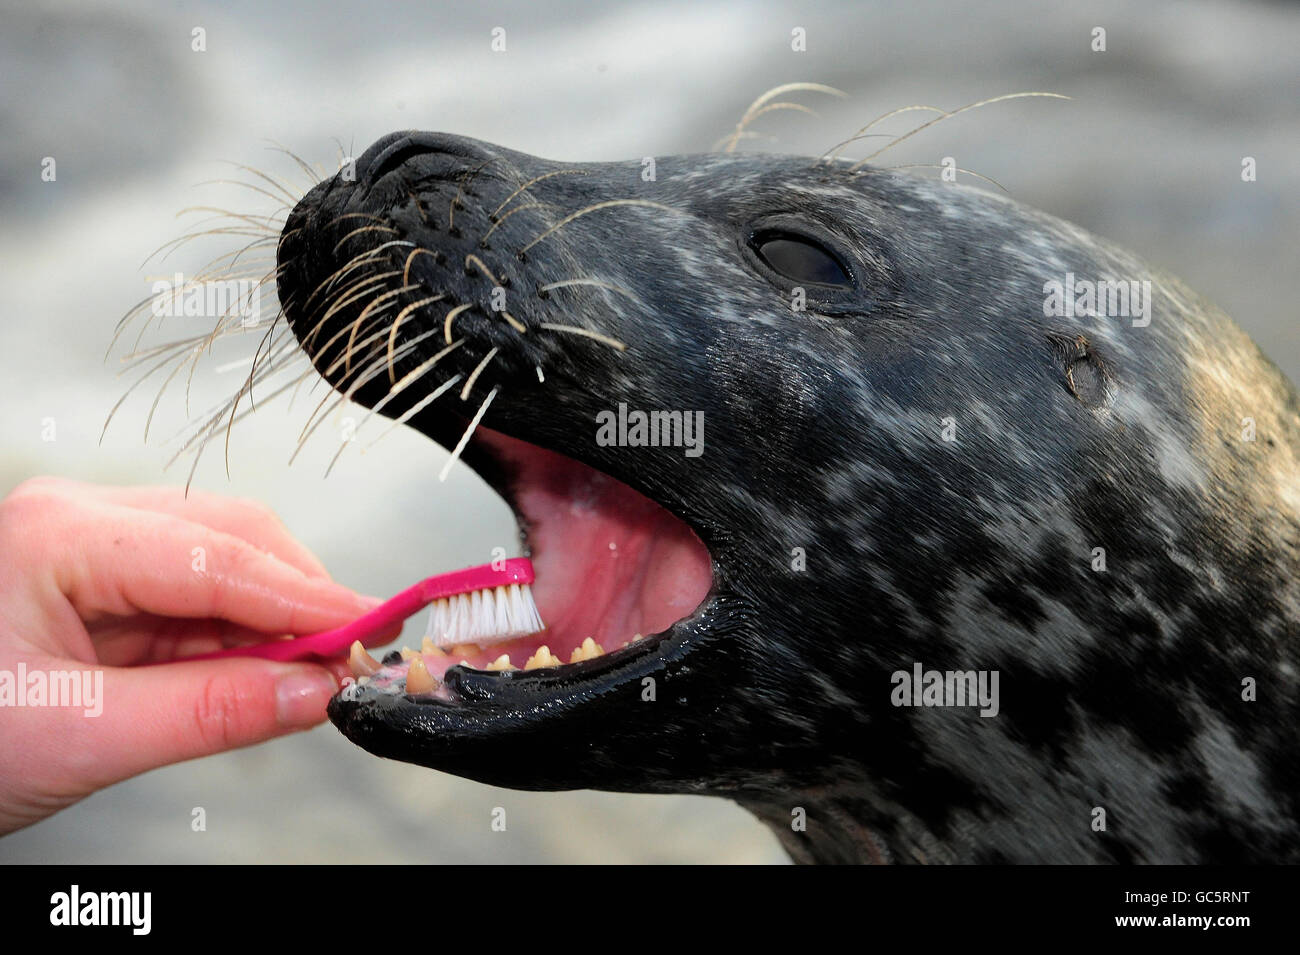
[501,433,712,651]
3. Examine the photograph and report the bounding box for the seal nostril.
[365,140,439,185]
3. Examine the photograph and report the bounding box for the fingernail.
[357,594,385,609]
[276,669,338,727]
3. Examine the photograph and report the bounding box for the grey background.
[0,0,1295,863]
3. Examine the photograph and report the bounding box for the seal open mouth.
[352,425,713,692]
[274,131,761,793]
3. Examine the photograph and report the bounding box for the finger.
[39,504,379,634]
[88,617,295,666]
[48,659,342,789]
[25,479,333,580]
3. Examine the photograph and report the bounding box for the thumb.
[63,659,341,787]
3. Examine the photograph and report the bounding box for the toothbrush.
[178,558,540,664]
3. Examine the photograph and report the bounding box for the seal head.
[277,131,1300,863]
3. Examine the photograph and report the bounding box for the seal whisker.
[847,92,1070,170]
[726,101,824,145]
[443,303,472,344]
[360,373,464,457]
[332,224,400,256]
[489,170,587,219]
[439,386,498,482]
[289,391,349,465]
[882,162,1010,193]
[116,332,220,367]
[101,346,204,443]
[386,338,465,401]
[263,139,325,186]
[175,205,287,233]
[292,338,398,465]
[307,238,415,311]
[722,82,846,153]
[321,336,462,474]
[481,202,552,243]
[195,177,297,210]
[517,200,685,256]
[293,320,431,451]
[536,278,639,301]
[181,265,285,410]
[305,270,402,350]
[216,160,302,205]
[822,105,948,162]
[711,130,766,151]
[319,211,392,230]
[222,314,293,477]
[349,324,449,408]
[328,339,465,457]
[344,283,420,375]
[498,311,526,333]
[191,233,280,281]
[538,322,627,352]
[243,314,290,411]
[143,229,275,269]
[464,253,502,284]
[302,252,392,314]
[386,295,447,383]
[401,247,442,285]
[181,243,280,290]
[166,350,310,460]
[459,347,499,401]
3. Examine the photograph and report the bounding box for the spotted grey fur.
[275,131,1300,864]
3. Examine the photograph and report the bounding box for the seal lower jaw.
[327,423,716,774]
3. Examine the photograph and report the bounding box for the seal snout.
[355,130,500,195]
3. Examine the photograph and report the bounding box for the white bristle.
[424,581,545,649]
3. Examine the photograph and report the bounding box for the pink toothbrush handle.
[169,558,534,664]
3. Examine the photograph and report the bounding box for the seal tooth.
[348,640,381,677]
[405,654,437,694]
[524,645,561,670]
[399,646,420,662]
[569,637,605,663]
[421,636,447,657]
[451,643,481,658]
[486,653,516,671]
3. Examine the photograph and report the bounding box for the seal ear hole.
[749,230,853,288]
[1047,333,1116,409]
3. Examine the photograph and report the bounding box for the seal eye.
[751,231,852,288]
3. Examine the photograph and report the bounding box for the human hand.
[0,477,382,834]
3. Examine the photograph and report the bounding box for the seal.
[270,130,1300,864]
